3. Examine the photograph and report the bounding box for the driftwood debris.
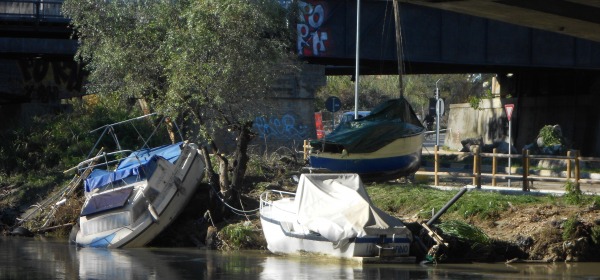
[15,148,104,233]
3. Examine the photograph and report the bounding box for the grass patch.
[591,225,600,245]
[562,215,580,241]
[367,184,548,221]
[218,221,264,250]
[436,220,490,246]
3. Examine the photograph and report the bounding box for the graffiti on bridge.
[297,1,330,56]
[254,113,309,140]
[18,59,85,102]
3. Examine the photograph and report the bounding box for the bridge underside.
[404,0,600,44]
[301,2,600,76]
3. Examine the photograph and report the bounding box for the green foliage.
[0,97,160,176]
[367,184,545,221]
[537,125,563,146]
[219,222,261,250]
[562,215,580,241]
[314,74,494,122]
[63,0,296,143]
[468,95,482,110]
[436,220,491,246]
[0,172,64,207]
[450,190,534,220]
[315,75,391,112]
[591,225,600,245]
[564,181,583,205]
[592,196,600,209]
[467,88,494,110]
[63,0,297,190]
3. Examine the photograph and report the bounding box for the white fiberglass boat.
[71,115,205,248]
[259,173,413,259]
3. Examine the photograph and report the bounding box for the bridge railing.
[0,0,66,22]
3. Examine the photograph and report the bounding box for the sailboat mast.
[393,0,404,98]
[354,0,361,119]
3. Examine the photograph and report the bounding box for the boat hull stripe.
[260,214,411,244]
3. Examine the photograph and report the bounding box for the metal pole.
[392,0,404,98]
[354,0,361,120]
[435,79,441,146]
[508,118,512,187]
[427,187,468,226]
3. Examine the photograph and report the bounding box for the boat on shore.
[70,114,205,248]
[259,173,413,260]
[307,98,425,181]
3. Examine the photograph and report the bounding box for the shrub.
[436,220,491,246]
[564,181,582,205]
[218,222,263,250]
[562,215,580,241]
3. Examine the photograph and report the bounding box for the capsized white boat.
[259,173,413,259]
[71,115,205,248]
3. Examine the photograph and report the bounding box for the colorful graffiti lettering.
[297,1,329,56]
[254,114,309,140]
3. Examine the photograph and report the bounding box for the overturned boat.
[259,173,413,260]
[71,115,205,248]
[307,98,425,181]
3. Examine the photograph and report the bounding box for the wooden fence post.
[492,148,497,186]
[522,149,529,192]
[434,145,439,186]
[566,150,572,180]
[475,146,482,188]
[472,146,477,186]
[575,150,581,192]
[303,140,308,161]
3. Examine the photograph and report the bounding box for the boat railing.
[259,190,295,212]
[66,150,134,174]
[85,113,183,160]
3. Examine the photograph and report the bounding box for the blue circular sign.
[325,96,342,112]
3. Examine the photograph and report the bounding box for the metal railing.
[0,0,66,22]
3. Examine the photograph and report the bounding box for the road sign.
[436,98,445,116]
[504,104,515,121]
[325,96,342,112]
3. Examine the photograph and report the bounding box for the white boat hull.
[259,186,412,259]
[75,143,204,248]
[260,216,411,258]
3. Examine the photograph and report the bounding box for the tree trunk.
[164,117,176,144]
[200,143,232,218]
[217,154,230,198]
[230,121,254,192]
[200,146,219,189]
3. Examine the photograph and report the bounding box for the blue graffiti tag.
[254,114,309,140]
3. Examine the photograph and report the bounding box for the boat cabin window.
[81,187,134,216]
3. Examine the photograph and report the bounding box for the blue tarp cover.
[84,142,183,193]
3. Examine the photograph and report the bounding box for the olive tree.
[63,0,296,199]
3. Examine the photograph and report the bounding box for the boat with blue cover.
[71,115,205,248]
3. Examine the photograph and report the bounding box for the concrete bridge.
[291,0,600,155]
[0,0,78,103]
[2,0,600,155]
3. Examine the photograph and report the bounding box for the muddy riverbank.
[2,168,600,263]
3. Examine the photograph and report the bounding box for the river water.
[1,236,599,279]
